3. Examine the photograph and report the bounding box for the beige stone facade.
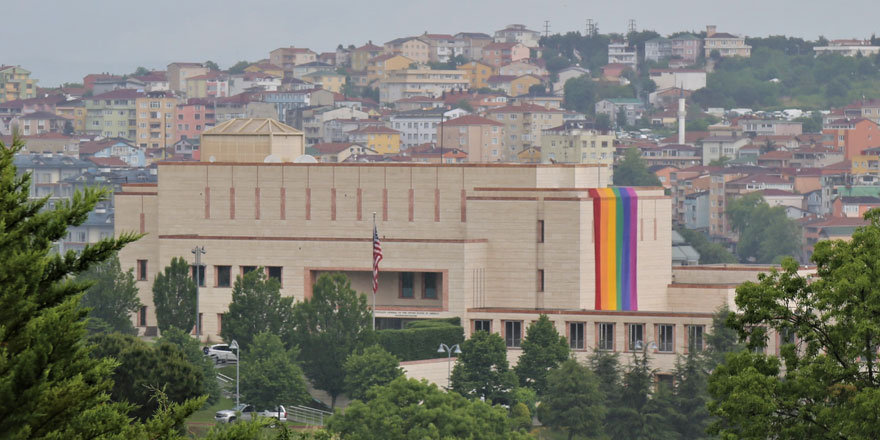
[200,119,304,163]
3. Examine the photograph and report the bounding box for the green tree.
[513,314,570,394]
[707,156,731,166]
[77,253,142,335]
[158,326,221,405]
[703,304,744,369]
[588,349,622,403]
[794,112,823,133]
[616,106,629,129]
[595,113,612,132]
[327,377,524,440]
[292,273,375,407]
[727,192,802,263]
[455,98,474,112]
[221,268,294,349]
[204,60,220,71]
[562,75,596,113]
[671,349,712,439]
[537,359,606,440]
[709,213,880,438]
[449,330,518,404]
[676,227,737,264]
[343,345,404,402]
[132,66,150,76]
[240,332,310,410]
[605,352,678,440]
[152,256,196,333]
[90,333,205,421]
[509,402,532,433]
[228,61,250,74]
[613,147,662,187]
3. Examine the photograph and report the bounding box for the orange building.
[823,118,880,160]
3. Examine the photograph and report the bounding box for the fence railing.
[286,405,333,426]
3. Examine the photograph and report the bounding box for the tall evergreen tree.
[221,268,294,349]
[77,253,142,335]
[159,327,221,405]
[152,256,196,333]
[240,332,310,410]
[671,349,712,439]
[614,147,662,187]
[450,330,518,405]
[513,314,570,394]
[538,359,607,440]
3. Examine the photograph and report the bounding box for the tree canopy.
[220,267,294,349]
[513,314,570,395]
[613,147,662,187]
[152,256,196,333]
[158,326,221,405]
[538,359,606,440]
[227,61,250,74]
[676,227,737,264]
[343,345,404,402]
[709,211,880,439]
[77,253,142,334]
[450,330,518,404]
[727,192,802,263]
[292,272,375,407]
[239,332,310,410]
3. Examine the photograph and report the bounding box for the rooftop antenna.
[543,20,551,38]
[586,19,597,37]
[627,19,637,35]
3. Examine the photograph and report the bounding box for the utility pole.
[191,246,206,338]
[627,19,637,35]
[543,20,550,38]
[585,19,597,37]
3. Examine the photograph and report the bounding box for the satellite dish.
[263,154,281,163]
[209,156,216,163]
[293,155,318,163]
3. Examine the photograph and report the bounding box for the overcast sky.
[4,0,878,86]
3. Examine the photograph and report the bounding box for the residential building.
[55,100,86,133]
[335,46,352,68]
[176,99,216,140]
[300,106,369,146]
[736,118,803,136]
[244,63,285,79]
[704,26,751,58]
[457,61,497,89]
[485,103,565,162]
[814,40,880,57]
[228,72,282,96]
[347,126,402,155]
[420,33,467,62]
[595,98,646,127]
[437,114,504,163]
[269,47,318,72]
[499,60,548,77]
[83,74,119,92]
[173,137,200,160]
[648,69,706,91]
[454,32,495,60]
[166,63,209,93]
[608,42,638,69]
[378,68,468,104]
[14,111,69,136]
[292,62,335,80]
[493,24,541,48]
[212,94,277,124]
[350,42,385,71]
[553,66,589,94]
[367,54,415,85]
[645,37,672,62]
[833,196,880,218]
[79,138,146,167]
[132,71,170,92]
[390,108,447,149]
[481,43,530,68]
[682,191,709,230]
[301,71,346,93]
[700,136,751,165]
[135,91,179,149]
[185,72,229,99]
[822,118,880,160]
[92,77,145,96]
[406,143,468,163]
[540,120,615,169]
[0,66,38,102]
[511,92,563,110]
[383,37,431,64]
[670,34,703,63]
[309,142,377,162]
[487,74,542,96]
[259,90,312,123]
[638,144,702,168]
[836,99,880,125]
[85,89,141,140]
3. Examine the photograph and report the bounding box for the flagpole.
[372,212,377,331]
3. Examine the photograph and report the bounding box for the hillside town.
[8,15,880,439]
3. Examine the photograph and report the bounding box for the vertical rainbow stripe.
[588,188,638,311]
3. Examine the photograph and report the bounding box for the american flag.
[372,225,383,294]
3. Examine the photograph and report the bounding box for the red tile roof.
[87,156,128,167]
[355,43,384,52]
[349,126,399,135]
[758,189,799,197]
[89,89,143,100]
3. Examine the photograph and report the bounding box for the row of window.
[136,260,281,288]
[474,319,706,352]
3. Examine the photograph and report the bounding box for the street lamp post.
[230,339,240,407]
[191,246,206,338]
[437,343,461,389]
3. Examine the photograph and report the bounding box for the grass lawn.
[187,396,233,424]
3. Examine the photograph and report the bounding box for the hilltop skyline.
[3,0,879,86]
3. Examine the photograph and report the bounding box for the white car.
[215,404,287,423]
[203,344,237,364]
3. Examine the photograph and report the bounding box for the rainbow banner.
[588,188,638,311]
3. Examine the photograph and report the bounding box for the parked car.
[203,344,237,364]
[214,404,287,424]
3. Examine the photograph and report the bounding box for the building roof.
[18,111,67,121]
[727,174,792,186]
[839,196,880,204]
[758,189,799,197]
[349,125,400,135]
[89,89,143,100]
[203,118,303,135]
[310,142,360,154]
[486,103,562,113]
[78,138,133,155]
[87,157,129,167]
[440,114,503,127]
[487,75,517,83]
[707,32,741,39]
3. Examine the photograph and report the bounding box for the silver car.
[215,404,287,424]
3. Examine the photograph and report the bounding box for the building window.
[138,306,147,327]
[504,320,522,348]
[688,325,705,352]
[423,272,438,299]
[628,323,645,351]
[598,323,614,351]
[216,265,231,287]
[217,313,225,334]
[537,220,544,243]
[537,269,544,292]
[401,272,415,298]
[474,319,491,333]
[241,266,257,276]
[658,324,675,352]
[267,266,283,286]
[570,322,585,350]
[137,260,148,281]
[191,265,206,287]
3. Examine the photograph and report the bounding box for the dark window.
[191,265,206,287]
[242,266,257,275]
[474,319,491,333]
[216,265,231,287]
[569,322,585,350]
[504,320,522,348]
[138,306,147,327]
[267,266,282,286]
[658,324,674,352]
[401,272,414,298]
[688,325,705,352]
[656,374,674,390]
[628,323,645,351]
[598,323,614,351]
[137,259,147,281]
[537,269,544,292]
[537,220,544,243]
[423,272,438,299]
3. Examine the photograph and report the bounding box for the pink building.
[481,42,529,68]
[176,99,215,140]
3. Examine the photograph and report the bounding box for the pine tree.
[152,256,196,333]
[513,314,570,394]
[77,253,142,335]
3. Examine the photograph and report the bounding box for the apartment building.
[704,25,751,58]
[167,62,209,93]
[269,47,318,72]
[540,120,615,169]
[437,114,504,163]
[378,68,468,104]
[85,89,141,140]
[135,91,179,149]
[485,103,564,162]
[0,66,38,102]
[383,37,431,64]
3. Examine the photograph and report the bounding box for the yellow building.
[0,66,38,102]
[367,54,415,85]
[510,75,543,96]
[517,146,542,163]
[485,103,565,162]
[302,71,347,93]
[350,43,385,72]
[457,61,496,89]
[55,100,86,133]
[348,125,402,154]
[244,63,285,79]
[852,147,880,175]
[135,91,180,149]
[541,121,616,169]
